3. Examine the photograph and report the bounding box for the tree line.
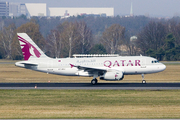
[0,19,125,59]
[0,15,180,60]
[136,19,180,61]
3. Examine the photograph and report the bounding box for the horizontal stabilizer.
[21,62,38,66]
[15,61,38,67]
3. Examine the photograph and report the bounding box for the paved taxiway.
[3,119,178,120]
[3,119,180,120]
[0,83,180,90]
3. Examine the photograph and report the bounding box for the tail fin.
[17,33,48,60]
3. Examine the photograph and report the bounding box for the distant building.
[25,3,47,17]
[0,2,114,18]
[9,3,19,17]
[0,2,9,17]
[49,7,114,17]
[20,4,27,16]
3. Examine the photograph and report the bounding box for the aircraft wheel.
[91,79,97,85]
[142,80,146,84]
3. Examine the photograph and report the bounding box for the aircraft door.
[141,58,146,68]
[47,60,54,73]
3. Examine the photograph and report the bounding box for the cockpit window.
[152,60,159,63]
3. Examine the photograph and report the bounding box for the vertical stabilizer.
[17,33,48,60]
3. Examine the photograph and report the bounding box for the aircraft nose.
[160,64,166,71]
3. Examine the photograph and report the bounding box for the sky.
[5,0,180,17]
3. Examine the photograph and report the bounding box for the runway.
[0,83,180,90]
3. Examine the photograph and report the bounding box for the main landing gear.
[91,78,98,85]
[142,74,146,84]
[91,73,98,85]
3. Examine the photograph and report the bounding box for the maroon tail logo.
[18,36,41,60]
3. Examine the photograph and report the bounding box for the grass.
[0,90,180,119]
[0,61,180,83]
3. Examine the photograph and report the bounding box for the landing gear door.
[141,58,146,68]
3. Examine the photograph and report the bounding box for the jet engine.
[100,71,124,81]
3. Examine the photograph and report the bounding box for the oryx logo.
[18,36,41,60]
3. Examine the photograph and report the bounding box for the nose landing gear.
[142,74,146,84]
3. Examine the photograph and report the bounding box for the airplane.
[15,33,166,85]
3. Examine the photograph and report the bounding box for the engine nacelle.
[100,71,124,81]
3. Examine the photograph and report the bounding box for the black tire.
[91,79,97,85]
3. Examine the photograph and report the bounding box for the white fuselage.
[15,33,166,84]
[15,56,166,78]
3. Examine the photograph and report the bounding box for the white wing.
[70,64,107,74]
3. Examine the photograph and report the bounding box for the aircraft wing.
[70,64,107,72]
